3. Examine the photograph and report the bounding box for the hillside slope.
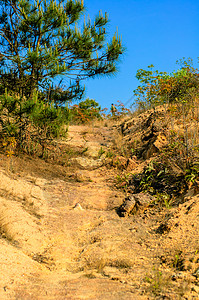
[0,116,198,299]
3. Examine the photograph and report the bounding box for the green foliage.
[133,59,199,110]
[145,267,172,297]
[116,172,131,189]
[106,150,114,158]
[145,268,164,296]
[157,68,199,104]
[155,193,173,209]
[0,0,124,156]
[185,162,199,184]
[0,90,34,137]
[30,100,69,138]
[98,147,105,158]
[129,160,187,200]
[0,0,124,101]
[70,98,101,123]
[0,90,69,155]
[133,65,166,110]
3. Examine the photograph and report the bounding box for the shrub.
[70,98,101,124]
[0,90,69,156]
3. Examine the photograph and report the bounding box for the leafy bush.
[128,159,188,206]
[70,98,101,124]
[0,0,124,156]
[0,90,69,156]
[133,59,199,110]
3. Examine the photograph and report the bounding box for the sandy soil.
[0,123,198,299]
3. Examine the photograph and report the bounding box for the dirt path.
[0,124,198,299]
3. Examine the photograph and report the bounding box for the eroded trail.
[0,124,199,299]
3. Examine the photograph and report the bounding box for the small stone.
[73,203,84,211]
[117,195,136,217]
[154,133,167,149]
[192,285,199,293]
[193,268,199,278]
[126,158,138,171]
[117,193,154,217]
[70,157,104,169]
[72,171,91,182]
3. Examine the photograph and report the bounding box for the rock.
[84,142,106,159]
[193,267,199,278]
[69,170,92,182]
[70,157,104,169]
[0,171,47,215]
[34,178,48,187]
[192,285,199,293]
[153,133,167,150]
[117,195,136,217]
[112,156,128,169]
[117,193,154,217]
[126,157,138,171]
[111,156,138,171]
[73,203,84,211]
[118,109,169,159]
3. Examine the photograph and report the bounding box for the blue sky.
[81,0,199,109]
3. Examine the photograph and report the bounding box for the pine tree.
[0,0,124,103]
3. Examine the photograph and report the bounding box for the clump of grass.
[115,173,131,190]
[106,150,115,158]
[98,147,105,158]
[171,252,185,271]
[145,266,171,297]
